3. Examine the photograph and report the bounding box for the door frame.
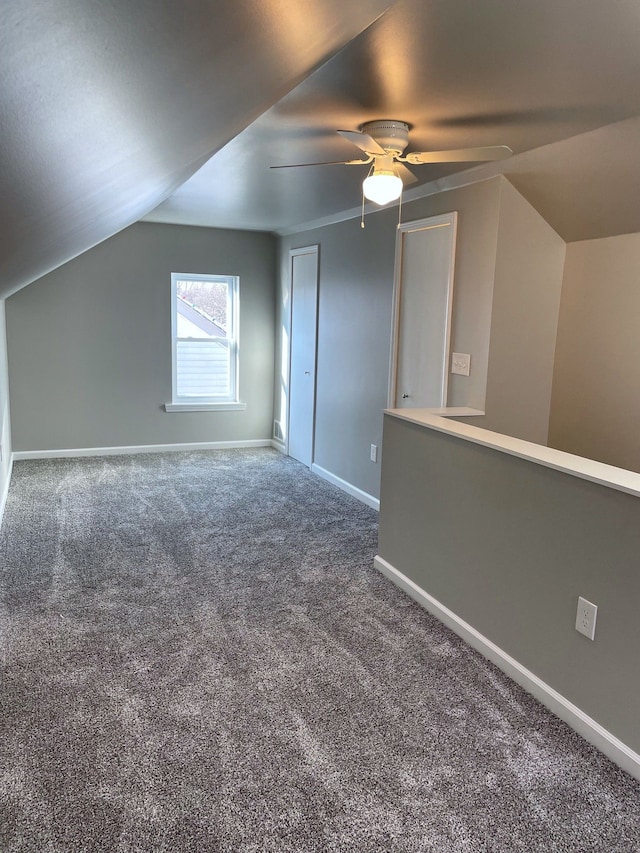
[387,212,458,409]
[287,245,319,463]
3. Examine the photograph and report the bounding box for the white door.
[389,213,458,409]
[288,246,319,467]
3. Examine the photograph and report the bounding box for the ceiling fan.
[271,120,512,206]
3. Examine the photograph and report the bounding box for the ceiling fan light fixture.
[362,169,403,206]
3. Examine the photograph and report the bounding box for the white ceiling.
[3,0,640,302]
[0,0,393,298]
[144,0,640,238]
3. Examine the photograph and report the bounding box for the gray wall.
[458,179,566,444]
[378,414,640,754]
[277,213,396,499]
[431,179,503,412]
[276,177,503,499]
[549,232,640,472]
[0,301,12,512]
[6,223,276,451]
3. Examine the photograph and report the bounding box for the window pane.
[176,279,228,339]
[176,339,230,397]
[172,272,238,404]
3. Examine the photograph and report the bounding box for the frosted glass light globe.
[362,171,403,205]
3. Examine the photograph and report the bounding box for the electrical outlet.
[451,352,471,376]
[370,444,378,463]
[575,596,597,640]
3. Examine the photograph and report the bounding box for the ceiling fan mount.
[359,119,410,156]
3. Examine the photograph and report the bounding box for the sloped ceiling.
[145,0,640,240]
[0,0,393,299]
[4,0,640,298]
[463,116,640,244]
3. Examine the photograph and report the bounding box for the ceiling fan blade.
[270,157,371,169]
[395,163,418,186]
[403,145,513,165]
[337,129,386,156]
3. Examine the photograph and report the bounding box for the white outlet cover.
[576,596,597,640]
[451,352,471,376]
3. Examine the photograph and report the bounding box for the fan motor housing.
[361,120,410,155]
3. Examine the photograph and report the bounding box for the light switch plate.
[451,353,471,376]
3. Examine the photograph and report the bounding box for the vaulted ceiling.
[0,0,392,299]
[3,0,640,300]
[145,0,640,238]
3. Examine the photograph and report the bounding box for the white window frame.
[165,272,245,412]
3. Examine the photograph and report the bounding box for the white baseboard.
[12,439,275,461]
[271,438,287,454]
[0,456,13,530]
[374,554,640,782]
[311,463,379,511]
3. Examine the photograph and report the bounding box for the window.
[166,273,244,412]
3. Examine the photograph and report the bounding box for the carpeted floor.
[0,448,638,852]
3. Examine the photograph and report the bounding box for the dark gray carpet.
[0,448,638,852]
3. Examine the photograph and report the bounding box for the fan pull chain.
[397,187,403,229]
[361,162,375,229]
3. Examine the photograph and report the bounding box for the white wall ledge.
[165,402,246,413]
[385,407,640,499]
[417,406,485,417]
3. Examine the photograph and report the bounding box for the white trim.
[170,271,240,406]
[12,439,274,461]
[164,402,246,412]
[373,554,640,782]
[388,213,458,410]
[277,201,377,237]
[0,456,13,530]
[311,463,379,511]
[287,245,319,467]
[424,406,485,417]
[275,175,502,237]
[385,408,640,499]
[271,438,287,454]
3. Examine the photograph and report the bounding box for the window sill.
[164,402,247,413]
